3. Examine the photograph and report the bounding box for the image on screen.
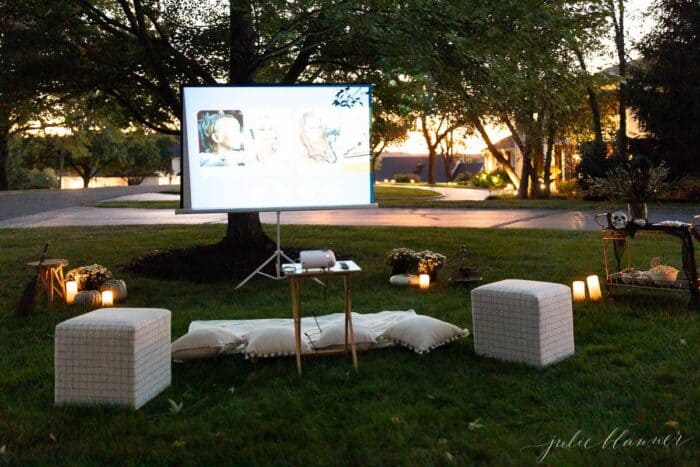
[197,110,245,167]
[181,85,373,212]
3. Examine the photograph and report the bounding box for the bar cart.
[595,213,700,310]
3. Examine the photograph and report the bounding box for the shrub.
[453,172,473,186]
[470,169,509,189]
[585,156,674,204]
[663,177,700,202]
[557,180,579,198]
[9,167,58,190]
[393,173,421,183]
[577,140,611,187]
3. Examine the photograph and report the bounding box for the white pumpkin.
[74,290,102,307]
[99,279,127,302]
[389,274,419,286]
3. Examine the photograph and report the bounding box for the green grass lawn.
[95,200,181,209]
[95,186,698,212]
[374,185,442,199]
[382,198,700,210]
[1,225,697,465]
[94,185,443,209]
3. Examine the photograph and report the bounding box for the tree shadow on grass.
[123,242,304,283]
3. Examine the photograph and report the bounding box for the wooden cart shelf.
[606,272,698,291]
[597,214,700,310]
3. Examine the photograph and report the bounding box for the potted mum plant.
[386,248,419,275]
[415,250,447,280]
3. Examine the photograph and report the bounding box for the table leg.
[56,266,66,300]
[39,268,51,304]
[290,277,303,375]
[50,266,65,301]
[344,275,358,372]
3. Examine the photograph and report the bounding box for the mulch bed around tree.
[123,242,303,283]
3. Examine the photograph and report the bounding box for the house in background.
[481,135,578,191]
[375,152,483,183]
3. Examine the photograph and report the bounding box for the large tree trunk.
[222,0,273,251]
[501,115,531,199]
[441,132,455,182]
[572,45,604,147]
[419,115,437,185]
[427,147,437,185]
[543,119,555,198]
[442,155,451,182]
[58,148,64,189]
[517,150,531,199]
[371,141,386,171]
[0,122,9,191]
[517,129,533,199]
[612,0,627,160]
[529,118,544,199]
[589,86,605,148]
[223,212,273,250]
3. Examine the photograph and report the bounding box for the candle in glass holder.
[572,281,586,301]
[419,274,430,289]
[65,281,78,304]
[101,290,114,307]
[586,275,602,301]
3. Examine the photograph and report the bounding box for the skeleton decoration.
[611,211,629,229]
[633,218,647,227]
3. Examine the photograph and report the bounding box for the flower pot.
[627,202,648,221]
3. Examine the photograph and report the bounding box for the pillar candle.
[419,274,430,289]
[586,275,602,301]
[572,281,586,301]
[65,281,78,305]
[101,290,114,307]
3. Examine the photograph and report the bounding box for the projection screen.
[179,84,375,212]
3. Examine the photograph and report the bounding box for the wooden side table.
[27,259,68,304]
[283,260,362,375]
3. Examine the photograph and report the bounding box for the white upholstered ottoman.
[471,280,574,368]
[55,307,171,409]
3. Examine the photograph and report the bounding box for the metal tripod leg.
[235,211,325,290]
[236,211,292,289]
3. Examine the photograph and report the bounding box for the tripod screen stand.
[235,211,296,290]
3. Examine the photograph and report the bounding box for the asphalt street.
[0,184,179,220]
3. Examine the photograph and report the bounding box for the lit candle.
[65,281,78,305]
[419,274,430,289]
[101,290,114,307]
[586,275,602,301]
[572,281,586,302]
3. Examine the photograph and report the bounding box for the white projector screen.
[180,84,374,212]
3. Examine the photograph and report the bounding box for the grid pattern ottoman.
[55,307,171,409]
[471,279,574,368]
